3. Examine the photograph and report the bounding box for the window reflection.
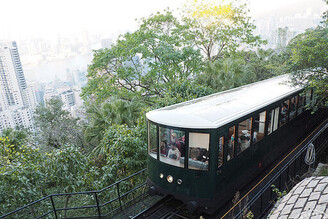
[188,133,210,171]
[289,96,297,120]
[237,117,252,155]
[298,94,305,115]
[253,111,266,143]
[227,126,235,161]
[148,122,157,159]
[305,89,312,106]
[279,100,289,127]
[218,136,224,168]
[159,127,185,168]
[268,107,279,134]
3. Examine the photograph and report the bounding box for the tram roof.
[146,74,301,129]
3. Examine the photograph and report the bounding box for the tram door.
[217,126,237,180]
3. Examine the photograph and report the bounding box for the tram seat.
[179,157,208,169]
[256,132,264,141]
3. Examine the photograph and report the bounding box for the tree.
[288,25,328,110]
[82,10,205,104]
[0,137,46,215]
[236,49,288,81]
[182,0,264,61]
[0,136,101,217]
[84,97,144,147]
[97,124,147,181]
[197,57,256,91]
[0,127,30,150]
[33,98,85,150]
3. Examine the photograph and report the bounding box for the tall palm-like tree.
[84,97,144,149]
[199,57,255,91]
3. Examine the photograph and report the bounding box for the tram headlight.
[159,173,164,179]
[177,179,183,185]
[167,175,173,183]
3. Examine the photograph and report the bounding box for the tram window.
[273,107,279,131]
[279,100,289,127]
[159,127,185,168]
[253,111,266,143]
[289,96,297,120]
[227,126,235,161]
[148,122,157,159]
[267,110,273,135]
[267,107,279,135]
[218,136,224,168]
[297,94,305,115]
[237,118,252,155]
[188,133,210,171]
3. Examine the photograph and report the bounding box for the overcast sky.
[1,0,327,40]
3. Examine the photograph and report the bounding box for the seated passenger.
[240,135,250,151]
[171,133,186,156]
[168,143,181,160]
[197,149,209,163]
[189,147,200,160]
[160,140,169,156]
[253,132,257,143]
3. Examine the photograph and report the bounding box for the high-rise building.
[0,41,36,132]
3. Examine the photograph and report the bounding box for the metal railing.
[221,120,328,219]
[1,168,148,219]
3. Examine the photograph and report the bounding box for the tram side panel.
[212,108,327,212]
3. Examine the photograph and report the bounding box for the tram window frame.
[305,89,312,106]
[279,100,289,127]
[218,136,224,168]
[188,132,210,171]
[297,93,305,115]
[227,126,235,161]
[267,107,279,135]
[148,122,158,159]
[253,111,266,143]
[237,117,252,155]
[159,126,186,168]
[289,95,298,120]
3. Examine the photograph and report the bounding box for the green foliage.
[288,26,328,110]
[197,57,256,91]
[0,127,30,149]
[34,98,85,149]
[84,97,144,147]
[183,0,265,61]
[288,27,328,71]
[319,166,328,176]
[155,79,214,107]
[44,146,96,193]
[82,10,204,104]
[237,49,288,80]
[93,124,147,182]
[246,211,254,219]
[0,136,102,215]
[0,137,46,214]
[271,184,287,201]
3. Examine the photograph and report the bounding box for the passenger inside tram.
[160,140,169,157]
[167,142,181,160]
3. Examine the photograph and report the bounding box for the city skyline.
[1,0,326,41]
[1,0,327,83]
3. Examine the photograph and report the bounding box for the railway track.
[132,195,190,219]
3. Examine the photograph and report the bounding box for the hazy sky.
[1,0,327,40]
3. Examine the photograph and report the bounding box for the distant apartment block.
[0,41,37,132]
[43,85,83,117]
[61,89,75,108]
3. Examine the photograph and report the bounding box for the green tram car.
[146,75,327,214]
